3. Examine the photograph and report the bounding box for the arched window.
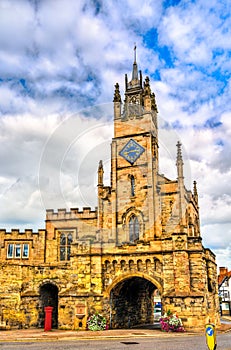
[129,215,139,242]
[131,175,135,196]
[60,232,73,261]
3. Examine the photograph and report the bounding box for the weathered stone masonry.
[0,54,220,331]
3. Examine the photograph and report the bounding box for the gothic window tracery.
[129,215,139,242]
[60,232,73,261]
[126,95,141,117]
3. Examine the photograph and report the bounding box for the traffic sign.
[205,324,217,350]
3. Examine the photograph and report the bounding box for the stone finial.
[113,83,121,102]
[143,76,151,95]
[193,180,198,203]
[143,76,158,112]
[98,160,104,186]
[151,92,158,112]
[125,74,128,90]
[139,70,142,88]
[193,181,197,196]
[176,141,183,164]
[176,141,184,180]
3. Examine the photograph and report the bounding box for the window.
[60,232,73,261]
[15,244,21,258]
[223,303,230,310]
[7,244,14,258]
[7,243,29,259]
[22,244,29,258]
[129,215,139,242]
[131,175,135,196]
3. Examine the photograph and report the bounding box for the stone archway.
[38,283,58,328]
[109,276,157,329]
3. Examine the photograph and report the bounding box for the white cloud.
[0,0,35,52]
[213,246,231,271]
[159,1,231,67]
[202,223,231,269]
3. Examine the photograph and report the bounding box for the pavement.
[0,319,230,343]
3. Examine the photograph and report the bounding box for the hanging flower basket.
[87,313,108,331]
[160,310,185,332]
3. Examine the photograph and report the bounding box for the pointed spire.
[125,45,142,92]
[134,43,137,63]
[132,44,138,81]
[176,141,184,180]
[176,141,185,232]
[98,160,104,186]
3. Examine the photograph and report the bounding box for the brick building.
[0,54,220,331]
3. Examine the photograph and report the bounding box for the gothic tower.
[99,47,161,245]
[97,49,220,331]
[0,49,220,332]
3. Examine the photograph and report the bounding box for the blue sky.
[0,0,231,269]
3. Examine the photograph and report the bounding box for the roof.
[218,267,231,286]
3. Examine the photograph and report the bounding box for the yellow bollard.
[205,324,217,350]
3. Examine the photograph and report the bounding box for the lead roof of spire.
[126,45,142,90]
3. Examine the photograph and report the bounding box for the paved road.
[1,333,231,350]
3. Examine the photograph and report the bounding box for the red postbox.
[44,306,53,331]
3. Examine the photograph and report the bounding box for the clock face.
[119,139,145,165]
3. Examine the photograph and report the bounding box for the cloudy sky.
[0,0,231,269]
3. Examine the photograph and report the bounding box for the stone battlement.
[0,229,45,237]
[46,207,98,220]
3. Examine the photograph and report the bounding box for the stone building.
[0,53,220,331]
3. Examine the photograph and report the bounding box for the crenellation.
[1,229,45,237]
[11,229,20,234]
[70,207,79,214]
[46,207,97,222]
[46,209,54,214]
[24,229,32,234]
